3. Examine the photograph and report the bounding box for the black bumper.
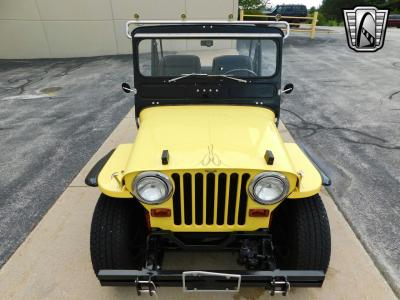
[98,269,324,291]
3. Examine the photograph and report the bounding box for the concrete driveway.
[282,28,400,294]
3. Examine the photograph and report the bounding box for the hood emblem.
[201,145,221,166]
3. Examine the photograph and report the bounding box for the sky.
[269,0,323,9]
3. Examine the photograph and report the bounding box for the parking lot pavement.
[281,28,400,294]
[0,112,396,300]
[0,56,133,267]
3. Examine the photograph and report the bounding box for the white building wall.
[0,0,238,59]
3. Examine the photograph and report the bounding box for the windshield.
[138,38,277,79]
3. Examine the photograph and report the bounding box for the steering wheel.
[223,68,257,76]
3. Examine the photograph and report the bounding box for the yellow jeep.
[86,20,331,295]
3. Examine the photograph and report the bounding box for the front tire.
[271,194,331,272]
[90,194,147,274]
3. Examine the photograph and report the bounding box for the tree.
[382,0,400,12]
[309,6,317,15]
[319,0,388,21]
[239,0,270,10]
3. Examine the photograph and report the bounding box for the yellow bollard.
[239,9,244,21]
[310,11,319,39]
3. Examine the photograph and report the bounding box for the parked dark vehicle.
[388,14,400,27]
[243,4,308,25]
[268,4,308,25]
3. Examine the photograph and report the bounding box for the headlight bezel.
[132,171,173,205]
[248,172,289,205]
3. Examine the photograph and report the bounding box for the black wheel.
[271,194,331,272]
[90,194,147,274]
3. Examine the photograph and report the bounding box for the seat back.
[160,55,201,76]
[212,55,253,76]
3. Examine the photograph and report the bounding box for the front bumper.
[98,269,324,295]
[96,230,326,295]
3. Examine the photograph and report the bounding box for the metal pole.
[310,11,318,39]
[239,9,244,21]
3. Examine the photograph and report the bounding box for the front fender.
[85,150,115,187]
[296,141,332,186]
[285,143,329,199]
[95,144,134,198]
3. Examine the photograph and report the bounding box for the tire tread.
[272,194,331,272]
[90,194,146,274]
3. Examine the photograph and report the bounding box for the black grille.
[172,172,250,226]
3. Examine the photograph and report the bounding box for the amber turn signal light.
[150,208,171,217]
[249,209,270,217]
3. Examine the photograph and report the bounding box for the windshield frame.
[135,34,281,81]
[130,24,284,121]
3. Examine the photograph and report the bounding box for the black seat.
[160,55,201,76]
[212,55,253,76]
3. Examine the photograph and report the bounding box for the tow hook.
[268,277,290,296]
[135,278,158,297]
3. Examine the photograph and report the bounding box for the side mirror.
[122,82,135,94]
[283,83,294,94]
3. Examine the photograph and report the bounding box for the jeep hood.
[123,105,297,175]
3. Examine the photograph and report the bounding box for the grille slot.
[217,173,227,225]
[172,173,182,225]
[238,173,250,225]
[206,173,215,225]
[171,172,250,227]
[194,173,203,225]
[183,173,192,225]
[227,173,238,225]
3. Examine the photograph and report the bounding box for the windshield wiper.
[208,74,247,83]
[168,73,247,83]
[168,73,208,83]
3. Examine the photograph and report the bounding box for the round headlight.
[248,172,289,204]
[132,172,173,204]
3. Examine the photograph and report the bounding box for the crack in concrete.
[282,108,400,150]
[388,90,400,100]
[0,127,14,131]
[392,61,400,69]
[7,77,42,96]
[53,61,85,78]
[2,60,87,100]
